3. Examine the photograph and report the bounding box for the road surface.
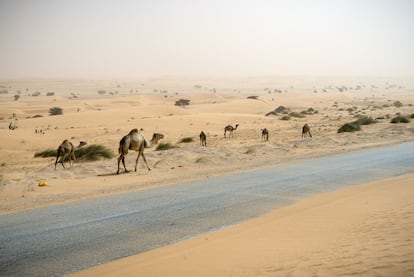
[1,142,413,276]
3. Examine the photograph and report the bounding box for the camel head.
[77,141,87,148]
[151,133,164,145]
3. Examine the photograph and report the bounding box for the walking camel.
[55,140,87,170]
[261,128,269,141]
[117,128,164,174]
[224,124,239,138]
[302,124,312,139]
[199,131,207,146]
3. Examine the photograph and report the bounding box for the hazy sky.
[0,0,413,78]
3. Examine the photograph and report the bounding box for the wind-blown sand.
[0,77,413,275]
[69,173,414,277]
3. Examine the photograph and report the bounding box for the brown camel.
[224,124,239,138]
[302,124,312,139]
[261,128,269,141]
[117,129,164,174]
[199,131,207,146]
[54,140,87,170]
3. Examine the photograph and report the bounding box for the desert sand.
[70,173,414,277]
[0,77,413,275]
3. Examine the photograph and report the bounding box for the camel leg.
[60,154,68,169]
[141,151,151,171]
[55,154,60,170]
[117,154,128,174]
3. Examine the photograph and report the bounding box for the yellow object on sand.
[38,181,47,187]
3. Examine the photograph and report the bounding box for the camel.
[224,124,239,138]
[261,128,269,141]
[117,129,164,174]
[199,131,207,146]
[302,124,312,139]
[54,140,87,170]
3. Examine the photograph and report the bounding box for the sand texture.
[70,173,414,277]
[1,77,413,214]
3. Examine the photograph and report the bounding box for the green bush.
[355,116,376,125]
[76,144,115,161]
[49,107,63,116]
[289,112,305,118]
[34,149,57,158]
[338,122,361,133]
[179,137,194,143]
[34,144,115,161]
[390,116,410,123]
[156,143,177,151]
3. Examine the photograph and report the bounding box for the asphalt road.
[1,142,413,276]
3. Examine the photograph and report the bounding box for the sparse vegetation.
[179,137,194,143]
[289,112,305,118]
[393,101,403,108]
[281,115,290,120]
[156,143,177,151]
[49,107,63,116]
[35,144,114,161]
[14,95,20,101]
[46,92,55,96]
[338,122,361,133]
[175,99,190,107]
[34,149,57,158]
[247,96,258,100]
[355,116,376,125]
[97,90,106,95]
[390,115,410,123]
[76,144,115,161]
[338,116,376,133]
[0,89,8,94]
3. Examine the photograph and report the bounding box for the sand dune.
[69,173,414,277]
[1,77,413,276]
[0,77,413,213]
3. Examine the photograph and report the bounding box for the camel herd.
[55,123,311,174]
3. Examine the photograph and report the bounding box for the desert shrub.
[355,116,376,125]
[46,92,55,96]
[390,115,410,123]
[34,149,57,158]
[247,96,258,100]
[32,91,41,96]
[32,114,43,118]
[175,99,190,107]
[338,122,361,133]
[49,107,63,116]
[265,111,277,116]
[281,115,290,120]
[14,95,20,101]
[0,89,8,94]
[393,101,403,108]
[156,143,177,151]
[275,106,287,113]
[76,144,115,161]
[289,112,305,118]
[410,114,414,118]
[97,90,106,95]
[179,137,194,143]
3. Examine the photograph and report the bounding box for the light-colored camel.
[261,128,269,141]
[199,131,207,146]
[54,140,87,169]
[302,124,312,139]
[117,129,164,174]
[224,124,239,138]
